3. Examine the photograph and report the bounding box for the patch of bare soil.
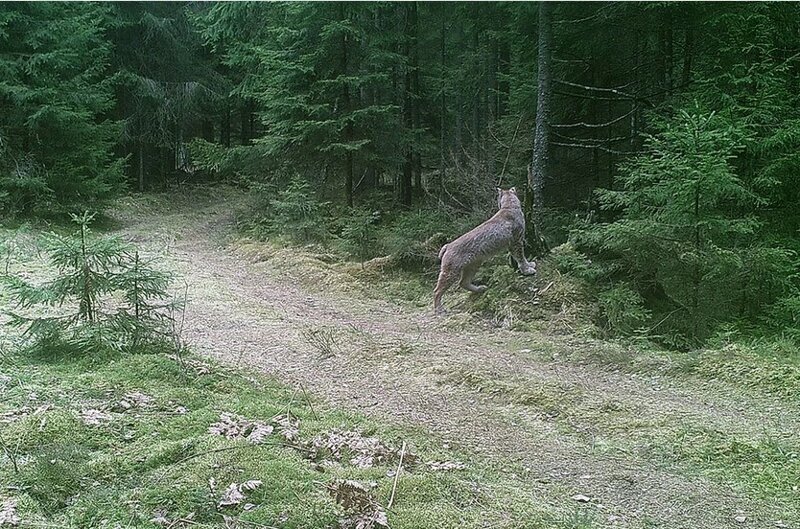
[116,190,799,529]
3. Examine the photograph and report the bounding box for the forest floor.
[108,187,799,529]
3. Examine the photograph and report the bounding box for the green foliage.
[110,2,221,189]
[196,3,404,202]
[374,209,463,272]
[578,107,795,345]
[246,178,331,244]
[596,284,650,337]
[339,208,381,265]
[188,138,272,183]
[5,1,800,353]
[2,212,179,354]
[0,347,562,528]
[765,294,800,341]
[0,3,125,215]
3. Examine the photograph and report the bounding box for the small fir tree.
[3,212,179,353]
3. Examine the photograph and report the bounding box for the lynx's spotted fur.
[434,187,536,314]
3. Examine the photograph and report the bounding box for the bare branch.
[554,89,627,102]
[551,130,633,145]
[555,79,637,99]
[552,141,643,156]
[555,79,654,107]
[552,108,635,129]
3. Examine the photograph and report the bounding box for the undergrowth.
[0,347,573,529]
[235,180,800,363]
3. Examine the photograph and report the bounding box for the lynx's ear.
[496,187,503,195]
[509,186,517,195]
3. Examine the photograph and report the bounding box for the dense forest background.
[2,2,800,348]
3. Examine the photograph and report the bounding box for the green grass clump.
[0,347,567,528]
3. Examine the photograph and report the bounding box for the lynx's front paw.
[520,262,537,275]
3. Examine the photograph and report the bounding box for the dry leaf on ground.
[217,480,263,508]
[113,391,154,411]
[310,429,417,469]
[425,460,467,471]
[208,412,274,444]
[271,413,300,443]
[79,408,112,426]
[327,480,389,529]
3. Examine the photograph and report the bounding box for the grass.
[0,210,579,528]
[0,346,585,529]
[5,186,800,528]
[439,360,800,524]
[212,194,800,523]
[514,335,800,403]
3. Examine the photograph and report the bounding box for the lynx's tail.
[438,244,448,261]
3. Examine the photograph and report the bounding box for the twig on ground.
[387,440,407,510]
[299,383,319,421]
[538,281,555,297]
[284,386,299,417]
[0,433,19,474]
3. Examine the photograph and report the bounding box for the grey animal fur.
[434,187,536,314]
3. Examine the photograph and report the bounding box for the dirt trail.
[118,193,798,529]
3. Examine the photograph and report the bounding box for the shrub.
[374,209,466,272]
[596,284,650,337]
[267,178,330,243]
[188,138,274,184]
[339,208,381,266]
[2,212,180,354]
[765,294,800,341]
[576,106,795,345]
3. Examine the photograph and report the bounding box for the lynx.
[434,187,536,314]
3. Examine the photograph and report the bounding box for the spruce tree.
[584,107,793,344]
[197,2,403,205]
[0,3,124,215]
[3,212,178,353]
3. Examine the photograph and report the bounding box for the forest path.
[115,190,798,529]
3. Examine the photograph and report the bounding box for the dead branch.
[387,441,407,510]
[552,108,635,129]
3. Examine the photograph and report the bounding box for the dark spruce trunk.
[527,1,553,256]
[341,2,354,207]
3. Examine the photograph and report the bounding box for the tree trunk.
[486,35,497,178]
[138,142,144,192]
[665,11,674,94]
[682,23,694,87]
[410,2,422,196]
[400,2,415,207]
[497,40,510,119]
[472,28,481,154]
[341,2,354,207]
[222,98,231,147]
[527,1,553,255]
[239,100,249,145]
[438,6,447,197]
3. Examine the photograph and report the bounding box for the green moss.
[0,349,565,528]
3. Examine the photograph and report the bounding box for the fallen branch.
[538,281,555,297]
[387,441,406,510]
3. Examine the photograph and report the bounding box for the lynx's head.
[496,187,521,210]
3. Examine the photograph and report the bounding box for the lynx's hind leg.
[434,266,458,314]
